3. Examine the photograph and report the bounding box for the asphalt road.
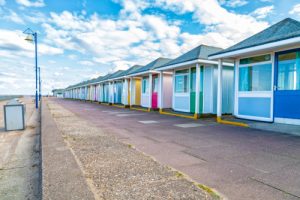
[54,98,300,200]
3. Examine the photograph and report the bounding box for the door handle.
[273,85,277,91]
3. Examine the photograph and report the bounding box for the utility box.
[4,99,26,131]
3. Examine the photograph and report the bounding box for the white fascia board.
[209,36,300,59]
[157,59,233,71]
[127,70,158,77]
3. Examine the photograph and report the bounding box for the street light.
[23,28,38,109]
[38,67,41,101]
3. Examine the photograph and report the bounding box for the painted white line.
[117,114,145,117]
[174,123,205,128]
[138,120,159,124]
[107,111,131,114]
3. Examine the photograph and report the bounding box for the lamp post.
[38,67,41,101]
[23,28,38,109]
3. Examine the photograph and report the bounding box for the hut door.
[274,50,300,120]
[152,75,158,109]
[190,67,196,113]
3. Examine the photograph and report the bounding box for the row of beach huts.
[62,18,300,125]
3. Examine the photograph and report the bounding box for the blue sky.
[0,0,300,95]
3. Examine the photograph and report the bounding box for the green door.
[190,68,196,113]
[190,67,204,114]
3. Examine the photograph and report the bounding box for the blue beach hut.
[209,18,300,125]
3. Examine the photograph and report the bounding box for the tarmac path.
[54,98,300,200]
[42,98,216,200]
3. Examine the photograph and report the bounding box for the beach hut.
[99,65,143,107]
[104,70,125,104]
[209,18,300,125]
[119,65,143,107]
[156,45,234,118]
[127,58,172,111]
[96,74,113,103]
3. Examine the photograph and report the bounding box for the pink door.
[151,76,158,109]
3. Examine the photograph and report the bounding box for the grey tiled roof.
[157,45,222,68]
[210,18,300,57]
[122,65,143,75]
[106,70,125,80]
[129,58,171,75]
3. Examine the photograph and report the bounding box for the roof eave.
[157,59,233,71]
[209,36,300,59]
[127,70,156,77]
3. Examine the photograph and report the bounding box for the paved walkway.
[41,100,95,199]
[54,98,300,200]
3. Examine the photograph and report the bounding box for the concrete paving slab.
[117,113,145,117]
[229,151,299,173]
[174,123,206,128]
[221,178,300,200]
[253,163,300,197]
[139,120,159,124]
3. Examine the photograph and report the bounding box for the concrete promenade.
[41,100,95,199]
[0,97,41,200]
[55,98,300,200]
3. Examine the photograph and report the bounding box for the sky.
[0,0,300,95]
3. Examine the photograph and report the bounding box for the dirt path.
[0,97,41,200]
[45,98,218,199]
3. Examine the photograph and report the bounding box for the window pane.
[190,68,196,92]
[240,54,271,65]
[175,75,188,93]
[142,78,148,93]
[277,52,300,90]
[239,64,272,91]
[175,69,189,74]
[153,77,158,92]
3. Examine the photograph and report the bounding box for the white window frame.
[235,53,274,122]
[172,68,190,112]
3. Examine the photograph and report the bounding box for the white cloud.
[289,4,300,16]
[15,0,45,7]
[42,9,183,70]
[48,60,56,64]
[154,0,269,47]
[24,11,47,24]
[79,60,94,66]
[252,5,274,19]
[4,10,24,24]
[0,29,63,59]
[219,0,248,8]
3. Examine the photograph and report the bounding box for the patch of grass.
[197,184,220,199]
[175,171,184,178]
[127,144,133,148]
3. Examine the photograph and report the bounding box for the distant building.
[52,89,64,98]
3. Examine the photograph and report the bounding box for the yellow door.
[135,79,141,105]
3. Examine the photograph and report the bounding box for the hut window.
[175,70,188,93]
[239,64,272,91]
[142,77,149,93]
[153,76,159,93]
[277,51,300,90]
[240,54,271,65]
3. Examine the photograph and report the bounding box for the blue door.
[274,49,300,119]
